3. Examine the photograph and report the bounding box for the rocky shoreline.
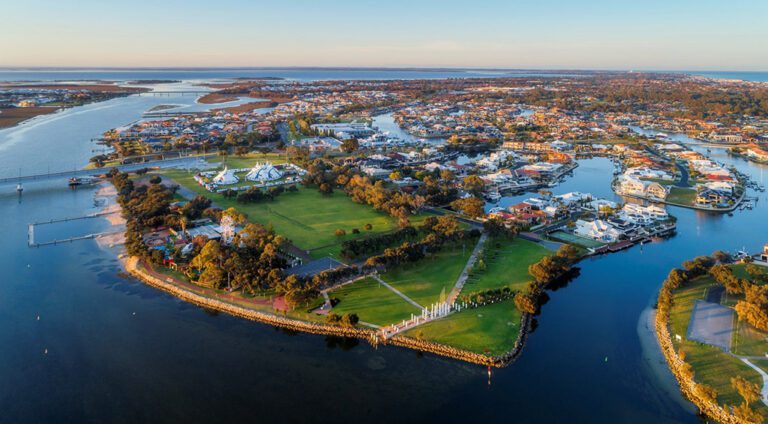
[125,256,530,368]
[655,303,748,423]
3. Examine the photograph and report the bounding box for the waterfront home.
[625,166,673,181]
[695,189,730,207]
[589,199,619,212]
[616,176,668,200]
[619,203,668,224]
[553,191,591,206]
[746,147,768,162]
[574,219,622,243]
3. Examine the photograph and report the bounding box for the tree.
[462,174,485,196]
[514,292,538,314]
[222,207,248,225]
[319,183,333,195]
[732,375,761,406]
[555,244,580,265]
[341,313,359,327]
[148,175,162,185]
[340,138,359,153]
[364,223,373,231]
[450,196,485,218]
[334,229,346,237]
[191,240,223,272]
[389,171,402,181]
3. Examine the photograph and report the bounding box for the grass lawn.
[329,277,421,326]
[208,152,289,169]
[163,168,429,259]
[464,238,550,294]
[670,276,767,413]
[381,241,475,307]
[667,187,697,206]
[732,319,768,357]
[403,300,522,356]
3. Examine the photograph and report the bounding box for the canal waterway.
[1,79,768,423]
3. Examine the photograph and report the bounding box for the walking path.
[446,233,488,306]
[371,274,424,310]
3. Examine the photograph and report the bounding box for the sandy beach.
[636,306,697,414]
[94,183,126,248]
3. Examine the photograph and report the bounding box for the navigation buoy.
[604,356,608,362]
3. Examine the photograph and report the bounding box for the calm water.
[2,78,768,423]
[2,68,767,83]
[0,68,514,82]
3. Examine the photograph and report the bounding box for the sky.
[2,0,767,70]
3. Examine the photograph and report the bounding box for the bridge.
[0,154,216,186]
[137,91,210,96]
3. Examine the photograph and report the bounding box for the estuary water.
[1,78,768,422]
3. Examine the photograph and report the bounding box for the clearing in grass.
[380,240,475,307]
[329,277,421,326]
[404,300,522,356]
[465,237,551,294]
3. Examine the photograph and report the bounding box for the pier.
[28,211,123,248]
[28,230,123,248]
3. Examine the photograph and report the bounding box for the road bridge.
[0,154,216,186]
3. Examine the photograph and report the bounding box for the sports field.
[163,168,427,258]
[464,237,551,293]
[329,277,421,326]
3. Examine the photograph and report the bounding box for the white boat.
[485,191,502,202]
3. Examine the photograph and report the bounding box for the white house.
[574,219,622,243]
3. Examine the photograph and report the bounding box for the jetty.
[27,211,123,247]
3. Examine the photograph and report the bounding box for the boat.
[16,184,23,194]
[485,191,502,202]
[68,177,100,187]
